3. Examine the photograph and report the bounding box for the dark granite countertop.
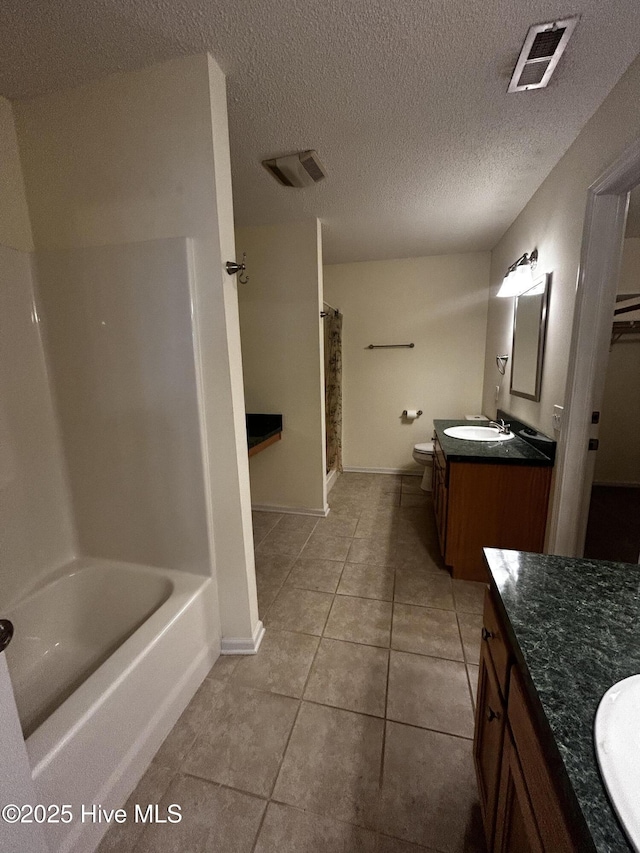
[484,547,640,853]
[433,419,553,466]
[246,413,283,450]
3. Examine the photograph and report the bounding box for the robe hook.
[225,252,249,284]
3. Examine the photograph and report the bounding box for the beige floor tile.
[97,759,175,853]
[347,536,395,567]
[255,552,297,585]
[276,514,321,535]
[255,802,377,853]
[266,586,333,635]
[394,566,454,609]
[253,511,283,545]
[394,507,436,541]
[372,473,403,491]
[300,531,353,561]
[134,774,265,853]
[304,638,389,716]
[231,629,319,697]
[207,653,242,681]
[181,683,299,797]
[377,836,437,853]
[400,493,430,508]
[452,579,487,614]
[324,595,392,647]
[401,475,425,494]
[391,538,446,571]
[256,574,285,617]
[467,664,479,709]
[354,512,401,540]
[328,493,365,515]
[286,557,345,592]
[390,523,435,550]
[257,526,314,557]
[378,721,485,852]
[391,604,464,660]
[457,612,483,664]
[337,562,395,601]
[153,678,226,770]
[387,651,474,738]
[360,491,401,510]
[272,702,383,828]
[313,512,359,537]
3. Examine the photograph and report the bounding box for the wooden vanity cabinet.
[431,434,551,582]
[474,590,579,853]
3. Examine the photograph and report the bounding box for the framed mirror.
[510,273,551,401]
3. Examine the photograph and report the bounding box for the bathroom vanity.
[432,418,554,581]
[476,547,640,853]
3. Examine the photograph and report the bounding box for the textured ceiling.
[2,1,640,263]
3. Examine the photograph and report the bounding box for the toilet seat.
[413,441,434,456]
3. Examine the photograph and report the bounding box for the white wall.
[14,57,217,248]
[481,53,640,540]
[594,237,640,484]
[324,253,490,471]
[482,55,640,437]
[0,99,75,610]
[237,220,326,513]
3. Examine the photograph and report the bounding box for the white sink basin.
[595,674,640,852]
[443,425,515,442]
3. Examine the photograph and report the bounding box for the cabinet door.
[493,727,544,853]
[473,642,506,848]
[508,670,578,852]
[432,449,447,555]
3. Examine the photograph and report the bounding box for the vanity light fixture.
[496,248,538,297]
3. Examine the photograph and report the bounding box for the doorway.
[548,137,640,557]
[583,192,640,562]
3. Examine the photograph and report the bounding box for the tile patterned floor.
[99,473,487,853]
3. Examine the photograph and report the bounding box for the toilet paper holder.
[402,410,423,418]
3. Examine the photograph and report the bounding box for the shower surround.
[1,237,221,853]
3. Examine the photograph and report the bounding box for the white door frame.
[547,136,640,556]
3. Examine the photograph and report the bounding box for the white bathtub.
[5,557,220,853]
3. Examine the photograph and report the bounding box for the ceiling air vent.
[262,150,327,187]
[508,17,579,93]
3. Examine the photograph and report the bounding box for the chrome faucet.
[488,419,511,435]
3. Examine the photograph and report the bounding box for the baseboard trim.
[326,468,339,493]
[251,503,329,517]
[220,620,265,655]
[342,466,420,475]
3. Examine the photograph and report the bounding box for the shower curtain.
[325,311,343,473]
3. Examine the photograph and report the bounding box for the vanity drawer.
[482,591,510,699]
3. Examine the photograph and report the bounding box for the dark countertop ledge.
[246,413,283,449]
[433,419,554,466]
[484,547,640,853]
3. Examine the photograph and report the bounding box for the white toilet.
[412,442,434,492]
[412,416,487,492]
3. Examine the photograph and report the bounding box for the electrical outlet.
[495,385,500,403]
[552,405,563,432]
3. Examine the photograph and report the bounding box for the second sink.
[443,425,515,442]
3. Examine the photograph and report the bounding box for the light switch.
[552,405,563,432]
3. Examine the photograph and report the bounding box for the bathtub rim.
[25,560,211,775]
